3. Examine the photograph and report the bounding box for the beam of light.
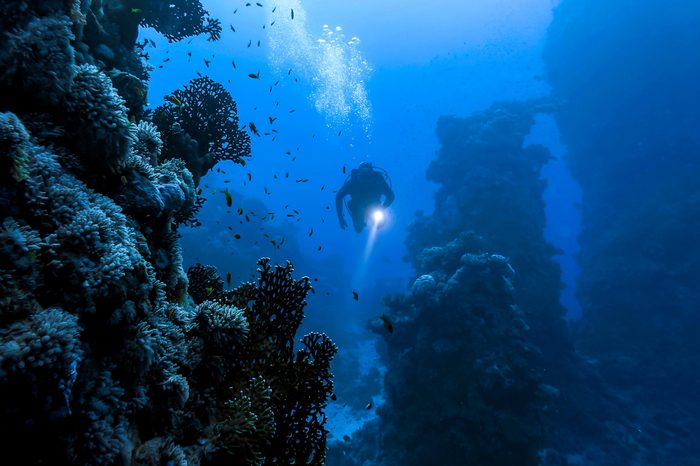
[353,208,386,292]
[363,218,380,262]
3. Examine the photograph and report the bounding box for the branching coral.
[187,263,224,305]
[139,0,222,42]
[225,259,338,465]
[153,76,251,185]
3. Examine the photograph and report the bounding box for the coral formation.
[139,0,222,42]
[153,76,252,185]
[544,0,700,463]
[0,1,335,465]
[407,100,572,386]
[376,234,544,466]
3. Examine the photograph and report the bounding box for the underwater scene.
[1,0,699,464]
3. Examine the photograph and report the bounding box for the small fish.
[317,245,322,251]
[247,40,252,48]
[148,39,156,47]
[268,116,277,124]
[365,402,372,410]
[256,2,263,6]
[291,8,294,19]
[309,228,313,237]
[320,185,325,191]
[289,108,296,113]
[248,71,260,79]
[206,286,214,296]
[226,271,232,285]
[230,25,236,32]
[231,59,237,69]
[165,95,182,107]
[342,165,346,174]
[295,178,309,183]
[234,8,238,13]
[380,314,394,334]
[330,393,337,401]
[224,188,233,207]
[237,207,243,215]
[247,173,252,181]
[131,8,142,14]
[270,20,276,26]
[248,122,260,136]
[338,130,342,136]
[257,40,261,47]
[234,233,241,239]
[120,175,128,185]
[288,69,292,75]
[272,6,277,12]
[204,58,210,68]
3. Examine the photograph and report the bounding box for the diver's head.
[359,161,373,171]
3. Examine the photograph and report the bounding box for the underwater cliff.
[545,0,700,463]
[0,1,336,464]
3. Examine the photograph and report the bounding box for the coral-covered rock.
[0,2,335,465]
[378,239,543,466]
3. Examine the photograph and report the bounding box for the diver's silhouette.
[336,162,395,233]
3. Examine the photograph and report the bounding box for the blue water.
[141,0,699,459]
[143,0,575,438]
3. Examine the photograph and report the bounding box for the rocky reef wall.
[544,0,700,463]
[0,1,335,465]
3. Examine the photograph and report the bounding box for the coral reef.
[544,0,700,463]
[407,100,573,387]
[153,76,252,185]
[376,234,544,466]
[0,1,335,465]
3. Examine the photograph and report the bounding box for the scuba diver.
[336,161,395,233]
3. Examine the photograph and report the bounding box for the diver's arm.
[382,184,395,208]
[335,185,349,229]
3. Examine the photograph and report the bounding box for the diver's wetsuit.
[336,167,395,233]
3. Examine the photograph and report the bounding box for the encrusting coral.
[0,1,336,465]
